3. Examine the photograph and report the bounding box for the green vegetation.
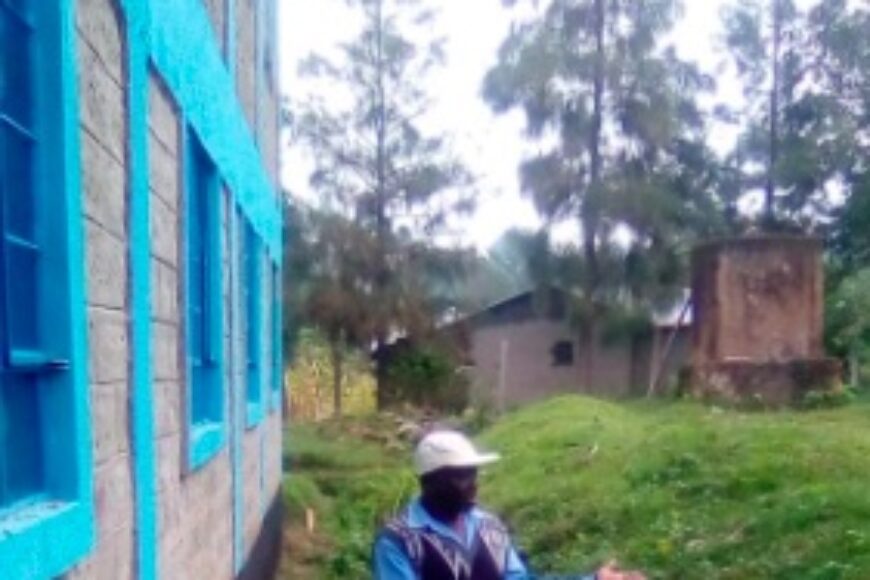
[282,396,870,579]
[280,418,416,579]
[384,345,471,412]
[288,328,376,421]
[482,397,870,579]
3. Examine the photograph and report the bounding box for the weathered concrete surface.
[691,236,840,406]
[692,359,842,407]
[67,0,135,576]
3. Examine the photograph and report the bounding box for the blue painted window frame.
[244,220,263,428]
[0,1,95,577]
[184,124,225,470]
[270,262,281,411]
[149,0,282,261]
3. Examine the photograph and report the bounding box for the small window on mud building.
[552,340,574,366]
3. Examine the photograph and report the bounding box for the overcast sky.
[278,1,737,250]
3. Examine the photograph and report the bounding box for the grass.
[279,416,417,579]
[281,396,870,579]
[482,397,870,579]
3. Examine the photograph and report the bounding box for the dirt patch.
[278,518,334,579]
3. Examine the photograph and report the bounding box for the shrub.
[800,385,856,410]
[386,345,470,412]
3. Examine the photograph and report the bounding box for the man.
[373,430,645,580]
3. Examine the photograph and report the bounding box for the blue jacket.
[373,498,528,579]
[373,498,597,580]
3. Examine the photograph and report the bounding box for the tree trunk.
[765,0,783,229]
[849,344,860,388]
[581,0,607,391]
[375,336,390,410]
[374,0,387,247]
[588,0,605,280]
[373,0,391,410]
[330,340,344,418]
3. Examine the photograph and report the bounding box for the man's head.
[414,431,499,518]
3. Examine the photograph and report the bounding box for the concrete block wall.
[230,205,254,561]
[260,0,283,481]
[236,0,258,130]
[204,0,227,57]
[147,72,236,580]
[237,0,284,557]
[242,422,264,557]
[59,0,282,577]
[262,277,283,509]
[236,243,282,562]
[258,73,279,185]
[470,320,638,408]
[239,248,283,576]
[256,0,281,186]
[471,321,589,408]
[67,0,135,577]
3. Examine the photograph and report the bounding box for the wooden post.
[648,327,661,396]
[498,338,509,413]
[647,299,692,398]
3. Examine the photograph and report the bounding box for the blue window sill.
[246,400,263,430]
[189,421,225,470]
[0,498,93,578]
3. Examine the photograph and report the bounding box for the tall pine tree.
[484,0,717,385]
[721,0,865,230]
[290,0,473,408]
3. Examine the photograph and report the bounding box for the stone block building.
[0,1,283,578]
[457,289,690,409]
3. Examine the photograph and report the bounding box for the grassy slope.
[481,397,870,579]
[280,417,416,579]
[282,397,870,579]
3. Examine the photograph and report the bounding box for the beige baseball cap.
[413,430,500,476]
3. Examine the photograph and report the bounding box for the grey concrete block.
[76,0,124,86]
[86,220,127,310]
[157,434,182,487]
[154,380,182,439]
[204,0,227,56]
[87,306,129,385]
[235,0,257,128]
[66,524,133,580]
[156,435,183,537]
[260,92,280,186]
[148,132,180,213]
[152,259,180,324]
[152,320,181,381]
[81,128,127,240]
[93,455,135,542]
[78,35,126,163]
[148,75,180,155]
[150,193,180,268]
[90,382,131,465]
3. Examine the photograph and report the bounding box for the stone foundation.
[692,359,842,407]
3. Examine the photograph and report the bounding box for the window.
[270,262,281,410]
[0,2,94,577]
[185,127,224,469]
[243,221,263,427]
[1,0,44,508]
[552,340,574,367]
